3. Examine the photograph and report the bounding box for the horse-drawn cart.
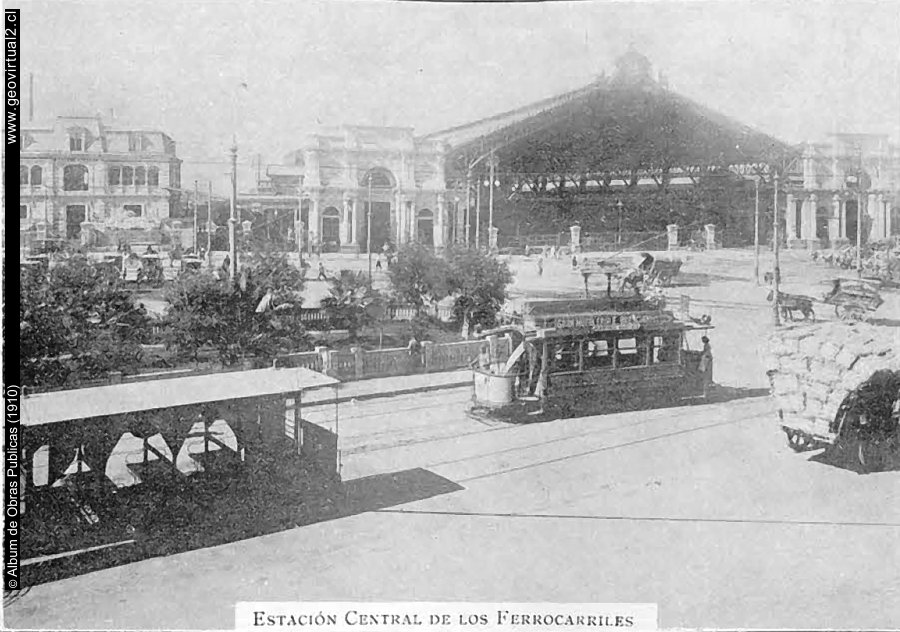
[822,278,883,322]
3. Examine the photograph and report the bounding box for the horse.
[767,290,815,321]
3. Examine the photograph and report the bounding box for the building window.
[69,134,84,152]
[20,165,28,185]
[20,205,28,219]
[124,204,143,217]
[30,165,42,186]
[148,166,159,187]
[108,166,121,186]
[63,164,90,191]
[128,134,141,152]
[583,337,613,370]
[122,166,134,186]
[135,166,146,186]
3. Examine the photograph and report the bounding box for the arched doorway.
[321,207,341,252]
[66,205,86,240]
[417,209,434,246]
[359,168,396,253]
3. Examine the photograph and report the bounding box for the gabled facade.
[19,115,182,245]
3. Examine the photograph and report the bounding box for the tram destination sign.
[536,311,676,331]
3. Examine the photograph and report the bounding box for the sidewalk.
[303,369,471,405]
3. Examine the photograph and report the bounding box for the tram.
[471,293,713,421]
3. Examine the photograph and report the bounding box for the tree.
[387,243,450,307]
[163,247,311,365]
[321,270,383,340]
[20,258,152,389]
[445,247,514,337]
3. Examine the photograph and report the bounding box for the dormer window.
[129,133,141,152]
[69,134,85,152]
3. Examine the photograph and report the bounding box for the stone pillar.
[569,225,581,253]
[309,197,320,250]
[884,198,892,239]
[785,193,797,242]
[839,199,847,241]
[704,224,716,250]
[341,197,351,245]
[489,226,499,251]
[348,198,358,245]
[666,224,679,250]
[407,200,415,244]
[828,195,841,243]
[802,194,818,243]
[869,193,883,242]
[435,194,445,249]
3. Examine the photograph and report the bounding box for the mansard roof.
[425,53,793,177]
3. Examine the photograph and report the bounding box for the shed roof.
[23,367,338,426]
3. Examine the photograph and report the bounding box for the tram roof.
[510,296,651,316]
[22,367,339,427]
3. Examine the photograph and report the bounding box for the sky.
[14,0,900,195]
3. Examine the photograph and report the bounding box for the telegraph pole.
[193,180,199,252]
[297,175,304,267]
[367,174,373,281]
[488,149,495,240]
[207,181,213,258]
[475,171,482,249]
[465,169,472,247]
[229,138,238,280]
[772,172,781,326]
[754,177,760,285]
[856,166,863,278]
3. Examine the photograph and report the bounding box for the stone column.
[839,199,847,241]
[341,196,351,245]
[569,225,581,253]
[309,196,320,250]
[785,193,797,242]
[704,224,716,250]
[666,224,679,250]
[349,198,358,245]
[802,193,818,242]
[435,193,446,249]
[489,226,499,251]
[884,197,892,239]
[869,193,882,242]
[828,194,841,243]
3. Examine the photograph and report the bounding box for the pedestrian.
[537,254,544,277]
[221,254,231,277]
[699,336,713,392]
[375,255,383,271]
[572,254,578,269]
[317,261,327,280]
[408,335,423,372]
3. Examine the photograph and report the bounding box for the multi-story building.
[19,115,182,247]
[282,126,449,252]
[786,133,900,248]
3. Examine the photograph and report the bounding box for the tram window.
[651,335,677,364]
[551,341,580,373]
[616,337,643,368]
[583,338,612,369]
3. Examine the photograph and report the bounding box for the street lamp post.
[296,175,304,267]
[193,180,199,252]
[616,199,624,246]
[856,170,863,278]
[465,170,472,247]
[475,171,482,249]
[488,150,496,239]
[228,139,238,280]
[206,181,213,259]
[772,172,781,326]
[367,173,373,281]
[754,177,760,285]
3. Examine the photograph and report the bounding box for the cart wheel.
[836,304,865,322]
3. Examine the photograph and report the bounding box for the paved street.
[8,386,899,630]
[7,250,899,630]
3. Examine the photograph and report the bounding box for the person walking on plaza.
[317,261,327,281]
[571,254,578,269]
[375,255,383,271]
[537,253,544,277]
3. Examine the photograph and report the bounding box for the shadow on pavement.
[807,442,900,475]
[17,458,461,589]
